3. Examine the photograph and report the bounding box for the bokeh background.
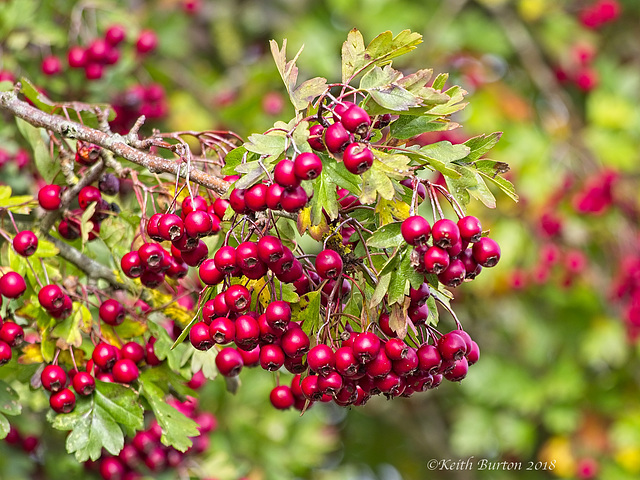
[1,0,640,479]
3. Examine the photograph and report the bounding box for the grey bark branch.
[0,89,231,195]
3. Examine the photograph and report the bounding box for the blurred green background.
[1,0,640,479]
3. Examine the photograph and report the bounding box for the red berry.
[270,385,295,410]
[38,184,62,210]
[38,284,65,311]
[422,246,450,275]
[293,152,323,180]
[265,300,291,331]
[138,243,165,269]
[112,359,140,383]
[431,219,461,249]
[259,344,285,371]
[180,240,208,267]
[41,56,62,76]
[437,258,466,287]
[315,249,343,280]
[41,365,67,392]
[184,210,213,238]
[212,197,230,218]
[257,235,284,264]
[49,388,76,413]
[244,183,269,212]
[352,332,381,364]
[234,315,260,351]
[401,216,431,246]
[307,344,335,376]
[280,326,310,358]
[0,272,26,299]
[324,122,351,154]
[78,186,102,210]
[146,213,163,241]
[274,159,300,188]
[121,251,144,278]
[92,342,118,371]
[280,185,308,213]
[457,216,483,243]
[341,104,371,135]
[158,213,185,241]
[308,124,326,151]
[199,258,225,285]
[438,331,468,361]
[13,231,38,257]
[215,347,243,377]
[213,245,238,275]
[67,46,87,68]
[472,237,501,267]
[224,284,251,313]
[229,188,248,214]
[136,30,158,54]
[99,299,125,326]
[190,322,213,351]
[121,342,145,364]
[209,317,235,344]
[105,25,126,46]
[0,341,11,365]
[335,346,359,377]
[343,142,374,175]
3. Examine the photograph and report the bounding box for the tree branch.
[0,89,232,196]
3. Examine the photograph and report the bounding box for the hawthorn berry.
[315,249,343,280]
[49,388,76,413]
[215,347,243,377]
[38,184,63,210]
[190,322,213,351]
[472,237,501,267]
[270,385,295,410]
[13,230,38,256]
[99,299,125,326]
[343,142,374,174]
[293,152,323,180]
[0,272,27,299]
[112,359,140,383]
[401,216,431,246]
[41,365,67,392]
[38,284,65,311]
[72,371,96,396]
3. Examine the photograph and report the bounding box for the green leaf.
[366,222,403,249]
[0,413,9,439]
[360,160,395,204]
[20,77,56,113]
[299,290,322,336]
[368,83,422,112]
[405,142,469,178]
[323,160,361,195]
[387,248,423,305]
[310,163,340,225]
[139,374,200,452]
[370,271,392,308]
[446,164,497,209]
[234,161,267,190]
[360,64,403,90]
[473,160,519,203]
[0,380,21,416]
[341,28,367,83]
[51,302,84,348]
[94,381,144,431]
[270,39,302,100]
[15,117,57,184]
[364,30,423,67]
[33,237,59,258]
[389,115,449,139]
[431,73,448,91]
[221,146,249,176]
[53,394,126,462]
[244,132,287,157]
[426,295,439,326]
[291,77,328,111]
[462,132,503,162]
[191,348,218,380]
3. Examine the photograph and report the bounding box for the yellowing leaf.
[18,344,44,364]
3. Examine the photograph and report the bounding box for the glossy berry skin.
[438,331,468,362]
[92,342,118,371]
[280,326,310,358]
[212,198,230,219]
[259,344,285,371]
[224,284,251,313]
[180,240,208,267]
[38,184,62,210]
[385,338,409,361]
[243,183,268,212]
[308,124,326,151]
[229,188,249,214]
[112,359,140,383]
[266,183,284,210]
[467,341,480,366]
[234,315,260,351]
[265,301,291,331]
[199,259,225,285]
[138,243,165,269]
[409,282,430,306]
[274,159,300,188]
[146,213,163,241]
[121,342,145,364]
[422,246,450,275]
[257,235,284,264]
[335,346,359,377]
[343,142,374,175]
[185,210,213,238]
[352,332,381,364]
[121,251,143,278]
[315,249,343,280]
[437,258,466,288]
[38,284,65,311]
[300,375,323,401]
[307,344,335,377]
[13,231,38,257]
[49,388,76,414]
[280,185,308,213]
[293,152,323,180]
[214,245,238,275]
[324,122,351,154]
[158,214,184,241]
[0,271,27,298]
[99,299,125,326]
[472,237,501,267]
[270,385,295,410]
[215,347,243,377]
[78,186,102,210]
[317,371,344,395]
[236,241,260,271]
[401,216,431,246]
[0,341,11,366]
[209,316,235,344]
[431,219,461,249]
[72,371,96,396]
[41,365,67,392]
[341,104,371,135]
[457,215,483,243]
[190,322,213,351]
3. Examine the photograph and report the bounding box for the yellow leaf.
[18,344,44,364]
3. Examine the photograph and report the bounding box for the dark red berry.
[352,332,381,364]
[38,184,62,210]
[112,359,140,383]
[0,341,11,365]
[431,219,461,249]
[293,152,323,180]
[422,246,450,274]
[224,284,251,313]
[457,215,483,243]
[472,237,501,267]
[180,240,208,267]
[99,299,125,326]
[401,216,431,246]
[121,251,143,278]
[78,186,102,210]
[146,213,163,241]
[190,322,213,351]
[121,342,145,364]
[341,104,371,135]
[257,235,284,264]
[38,284,65,311]
[266,183,284,210]
[138,243,165,269]
[315,249,343,280]
[49,388,76,413]
[274,159,300,188]
[234,315,260,351]
[280,186,308,213]
[324,122,351,154]
[409,282,430,306]
[212,198,230,218]
[438,331,468,361]
[244,183,269,212]
[70,371,95,396]
[437,258,466,287]
[308,124,325,151]
[92,342,117,371]
[215,347,243,377]
[184,210,213,238]
[41,365,67,392]
[13,231,38,256]
[229,188,249,214]
[0,272,26,299]
[270,385,295,409]
[343,142,374,175]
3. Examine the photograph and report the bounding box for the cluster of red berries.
[0,271,27,365]
[42,25,157,80]
[3,425,40,455]
[89,403,214,480]
[110,83,168,134]
[120,195,223,288]
[579,0,621,29]
[402,214,501,287]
